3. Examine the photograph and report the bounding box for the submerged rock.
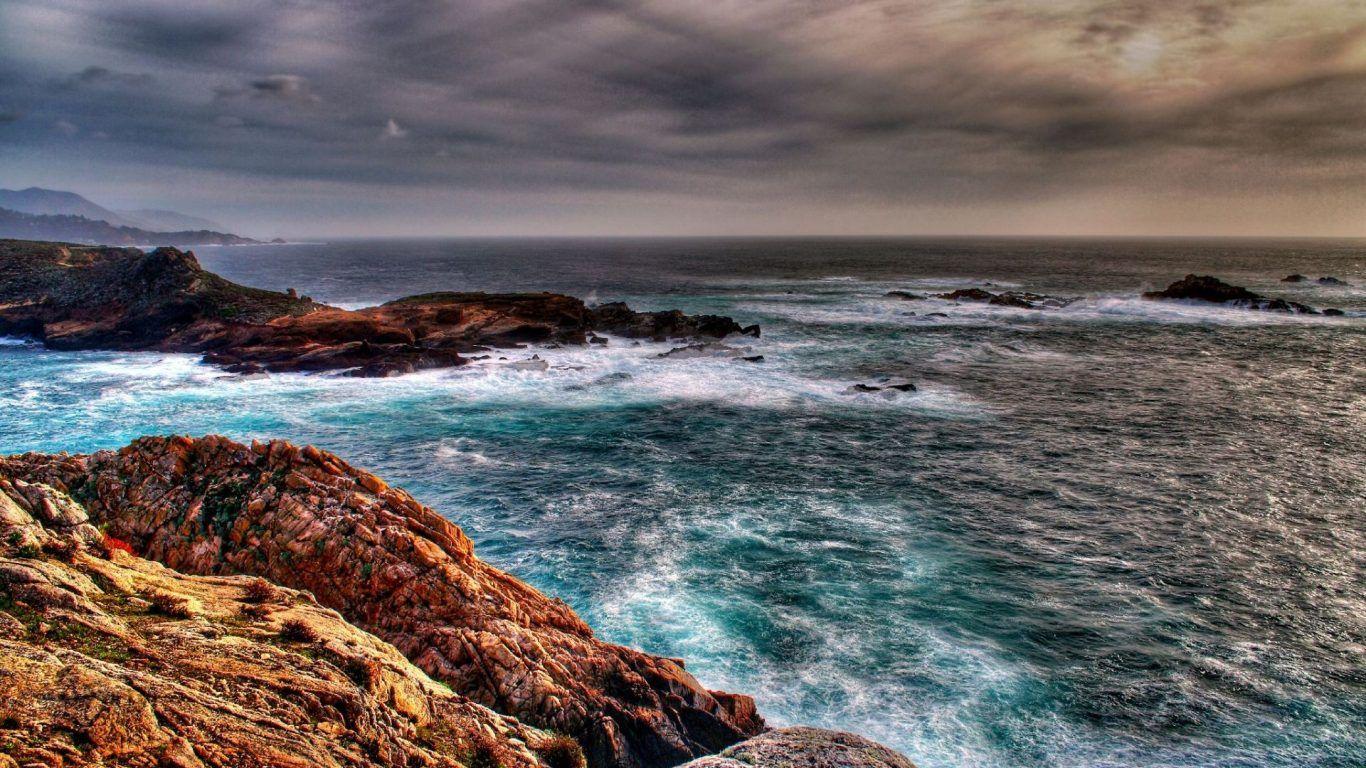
[566,372,634,391]
[658,342,754,359]
[844,378,916,397]
[884,291,926,301]
[1318,276,1347,285]
[1281,274,1308,282]
[682,727,916,768]
[507,354,550,371]
[1143,274,1318,313]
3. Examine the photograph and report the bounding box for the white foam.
[0,334,986,450]
[738,290,1361,329]
[1066,296,1352,326]
[434,437,503,466]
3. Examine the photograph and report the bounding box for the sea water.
[2,237,1363,767]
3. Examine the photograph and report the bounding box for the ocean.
[2,237,1363,767]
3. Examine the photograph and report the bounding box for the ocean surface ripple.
[2,238,1363,767]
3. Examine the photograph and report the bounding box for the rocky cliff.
[1,436,764,768]
[0,471,566,768]
[0,239,758,377]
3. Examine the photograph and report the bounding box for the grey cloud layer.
[1,0,1363,233]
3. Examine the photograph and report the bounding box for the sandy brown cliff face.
[0,239,756,377]
[0,471,569,768]
[2,436,763,768]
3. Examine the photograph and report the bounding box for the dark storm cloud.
[214,74,320,104]
[97,6,263,60]
[54,65,154,91]
[1,0,1364,233]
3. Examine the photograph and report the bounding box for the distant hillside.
[0,186,228,235]
[0,186,139,227]
[117,207,226,232]
[0,207,259,246]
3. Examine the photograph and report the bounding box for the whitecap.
[434,437,502,467]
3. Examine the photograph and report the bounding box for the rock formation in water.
[2,435,768,768]
[933,288,1077,309]
[682,728,916,768]
[843,378,916,396]
[0,239,757,377]
[1142,274,1318,313]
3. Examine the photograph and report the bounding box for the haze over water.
[2,238,1363,767]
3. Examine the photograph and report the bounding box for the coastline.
[2,237,1362,766]
[0,239,757,378]
[0,433,911,768]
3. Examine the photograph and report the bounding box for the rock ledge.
[682,728,916,768]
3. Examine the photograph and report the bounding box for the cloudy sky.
[1,0,1364,237]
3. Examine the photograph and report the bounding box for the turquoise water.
[2,238,1364,767]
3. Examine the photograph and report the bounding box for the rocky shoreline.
[0,435,913,768]
[0,240,757,377]
[1142,274,1342,315]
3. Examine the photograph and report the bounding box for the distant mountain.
[116,208,226,233]
[0,207,259,246]
[0,186,140,228]
[0,187,229,236]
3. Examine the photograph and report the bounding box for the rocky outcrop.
[0,239,757,377]
[843,378,916,397]
[1142,274,1317,313]
[656,343,756,360]
[1281,274,1308,282]
[588,303,758,341]
[0,240,319,349]
[0,473,568,768]
[681,728,916,768]
[1,436,764,768]
[933,288,1077,309]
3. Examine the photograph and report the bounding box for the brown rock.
[681,728,916,768]
[0,478,558,768]
[0,240,757,377]
[2,436,764,768]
